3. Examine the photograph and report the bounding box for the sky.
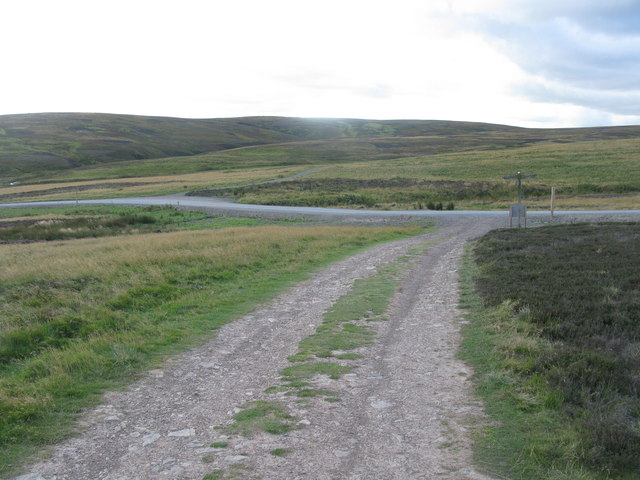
[2,0,640,128]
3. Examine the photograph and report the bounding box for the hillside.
[0,113,524,181]
[1,113,639,209]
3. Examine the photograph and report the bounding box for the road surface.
[2,194,639,224]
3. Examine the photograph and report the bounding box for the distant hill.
[0,113,521,180]
[1,112,640,182]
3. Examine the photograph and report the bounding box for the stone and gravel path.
[15,218,502,480]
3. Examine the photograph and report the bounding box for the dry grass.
[0,225,374,286]
[522,194,640,211]
[306,138,640,187]
[0,166,308,203]
[0,214,67,223]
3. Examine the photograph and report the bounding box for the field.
[0,166,309,203]
[460,223,640,479]
[1,113,639,210]
[0,205,421,477]
[192,138,640,210]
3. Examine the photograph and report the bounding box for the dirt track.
[16,218,502,480]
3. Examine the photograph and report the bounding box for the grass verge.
[459,223,640,480]
[0,222,421,477]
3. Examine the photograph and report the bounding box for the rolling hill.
[0,113,527,181]
[1,113,639,209]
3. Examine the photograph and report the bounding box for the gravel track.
[12,208,640,480]
[14,216,504,480]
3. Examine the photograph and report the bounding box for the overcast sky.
[2,0,639,127]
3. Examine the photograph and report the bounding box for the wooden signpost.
[503,171,536,227]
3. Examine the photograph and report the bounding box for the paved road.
[2,195,639,223]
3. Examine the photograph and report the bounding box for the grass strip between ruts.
[223,235,427,442]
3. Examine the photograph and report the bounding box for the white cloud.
[0,0,638,127]
[457,0,640,124]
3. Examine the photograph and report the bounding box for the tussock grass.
[461,223,640,479]
[0,223,419,476]
[0,213,156,242]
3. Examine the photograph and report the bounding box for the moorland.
[461,223,640,480]
[0,113,638,479]
[1,113,639,209]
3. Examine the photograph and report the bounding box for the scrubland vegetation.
[0,114,523,181]
[0,205,420,476]
[461,223,640,479]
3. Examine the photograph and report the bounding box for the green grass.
[288,259,403,362]
[215,243,420,448]
[306,138,640,187]
[0,218,421,477]
[225,400,297,436]
[261,240,424,408]
[270,448,293,457]
[460,223,640,479]
[202,470,224,480]
[293,389,338,399]
[280,362,352,381]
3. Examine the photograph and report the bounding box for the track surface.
[14,219,504,480]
